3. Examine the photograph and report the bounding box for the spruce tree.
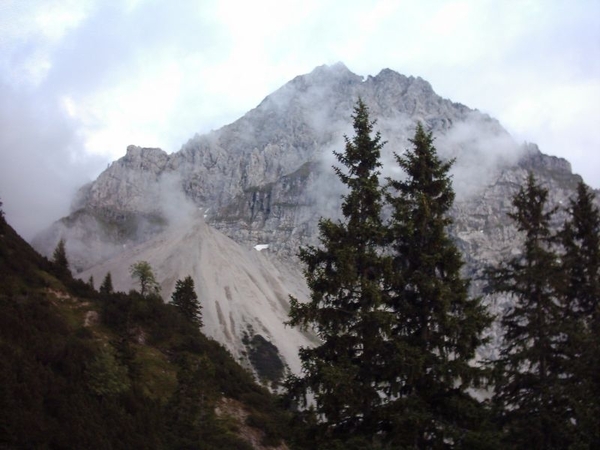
[287,99,391,440]
[559,181,600,447]
[561,181,600,319]
[383,123,492,448]
[488,173,568,449]
[100,272,114,295]
[52,238,69,274]
[171,276,202,327]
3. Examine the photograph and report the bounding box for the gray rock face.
[86,145,170,211]
[33,63,590,374]
[40,64,520,263]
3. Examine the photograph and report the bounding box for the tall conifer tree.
[488,173,568,449]
[383,123,492,448]
[171,276,202,327]
[559,181,600,447]
[100,272,114,295]
[287,99,391,440]
[52,238,69,274]
[561,181,600,319]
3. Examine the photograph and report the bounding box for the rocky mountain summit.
[34,63,587,380]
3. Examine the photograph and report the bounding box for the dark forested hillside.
[0,213,292,450]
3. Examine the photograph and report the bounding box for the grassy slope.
[0,217,292,450]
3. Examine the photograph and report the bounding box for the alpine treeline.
[287,100,599,449]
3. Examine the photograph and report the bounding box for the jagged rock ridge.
[34,63,587,377]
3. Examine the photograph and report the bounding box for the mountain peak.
[301,62,363,85]
[310,61,353,75]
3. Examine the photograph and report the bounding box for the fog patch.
[156,172,198,228]
[32,170,200,273]
[437,114,524,200]
[0,84,105,241]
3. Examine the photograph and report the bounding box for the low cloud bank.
[0,84,105,240]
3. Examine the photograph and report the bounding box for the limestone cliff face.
[33,63,589,373]
[83,145,170,212]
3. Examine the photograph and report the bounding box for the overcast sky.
[1,0,599,240]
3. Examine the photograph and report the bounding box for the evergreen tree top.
[100,272,113,295]
[335,98,384,179]
[52,238,69,273]
[391,123,455,210]
[566,181,600,246]
[333,99,386,239]
[509,173,556,240]
[171,276,202,327]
